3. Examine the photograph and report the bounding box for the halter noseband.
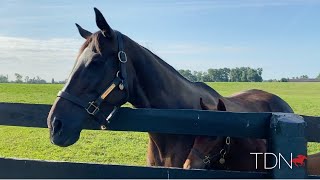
[57,30,129,130]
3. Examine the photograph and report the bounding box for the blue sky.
[0,0,320,81]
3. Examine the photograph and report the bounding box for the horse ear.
[217,99,227,111]
[94,7,113,38]
[200,98,216,110]
[75,23,92,39]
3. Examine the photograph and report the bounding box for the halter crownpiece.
[57,30,129,130]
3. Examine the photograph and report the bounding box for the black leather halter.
[192,136,231,169]
[57,31,129,130]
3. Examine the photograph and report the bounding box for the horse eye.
[92,53,101,59]
[91,54,104,63]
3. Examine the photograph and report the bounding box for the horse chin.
[50,133,80,147]
[183,159,205,170]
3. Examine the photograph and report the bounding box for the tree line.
[178,67,263,82]
[0,73,66,84]
[1,71,319,84]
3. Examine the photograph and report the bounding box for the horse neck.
[124,37,221,109]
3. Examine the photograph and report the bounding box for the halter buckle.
[86,101,100,115]
[203,156,211,164]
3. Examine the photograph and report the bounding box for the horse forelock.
[77,32,102,60]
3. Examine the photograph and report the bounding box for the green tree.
[207,68,218,81]
[247,68,263,82]
[229,68,242,82]
[202,72,211,82]
[316,73,320,79]
[25,76,29,83]
[240,67,249,82]
[220,68,230,82]
[193,71,203,82]
[14,73,23,83]
[0,74,8,83]
[178,69,197,82]
[300,75,309,79]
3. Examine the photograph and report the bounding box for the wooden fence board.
[0,157,269,179]
[1,103,319,141]
[1,103,320,179]
[0,103,270,138]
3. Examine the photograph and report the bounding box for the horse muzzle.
[49,117,81,147]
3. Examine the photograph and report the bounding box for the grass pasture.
[0,82,319,166]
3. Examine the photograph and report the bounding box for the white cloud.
[0,36,83,81]
[2,35,315,82]
[0,36,253,81]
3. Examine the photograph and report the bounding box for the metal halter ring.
[226,137,231,145]
[220,148,227,156]
[118,51,127,63]
[116,71,120,77]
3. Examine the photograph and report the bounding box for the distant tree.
[193,71,203,82]
[207,68,218,81]
[206,68,230,82]
[179,67,263,82]
[229,68,242,82]
[280,78,289,82]
[52,78,55,84]
[316,73,320,79]
[247,68,263,82]
[240,67,249,82]
[24,75,47,84]
[178,69,197,82]
[202,72,211,82]
[0,74,8,83]
[300,75,309,79]
[25,76,29,83]
[220,68,230,82]
[58,79,67,84]
[14,73,23,83]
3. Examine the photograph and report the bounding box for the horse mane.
[139,45,191,83]
[140,44,221,98]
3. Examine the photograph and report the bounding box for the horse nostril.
[52,117,63,136]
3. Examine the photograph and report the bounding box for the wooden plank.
[0,103,51,128]
[1,103,319,140]
[0,157,269,179]
[0,103,102,129]
[0,103,270,138]
[302,115,320,142]
[109,107,270,138]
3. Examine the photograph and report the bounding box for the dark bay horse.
[183,89,294,171]
[47,8,223,167]
[47,8,293,168]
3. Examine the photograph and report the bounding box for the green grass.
[0,82,319,166]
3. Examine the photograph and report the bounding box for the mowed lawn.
[0,82,319,166]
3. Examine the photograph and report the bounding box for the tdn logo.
[250,153,307,170]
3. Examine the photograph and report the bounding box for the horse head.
[183,98,227,169]
[47,8,132,147]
